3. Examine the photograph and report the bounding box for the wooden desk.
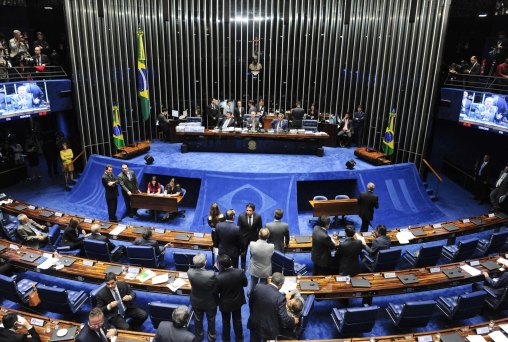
[0,306,155,341]
[318,122,338,147]
[130,193,183,212]
[112,140,151,160]
[354,147,392,166]
[309,199,359,217]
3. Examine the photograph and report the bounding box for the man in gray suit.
[117,164,140,218]
[187,253,218,341]
[266,208,290,253]
[154,305,198,342]
[16,213,49,249]
[490,165,508,211]
[248,228,275,295]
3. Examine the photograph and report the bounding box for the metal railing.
[422,159,443,200]
[0,65,67,82]
[444,73,508,94]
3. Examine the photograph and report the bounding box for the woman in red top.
[147,176,162,194]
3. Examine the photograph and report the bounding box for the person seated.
[246,111,262,131]
[86,223,125,255]
[154,305,198,342]
[161,178,182,221]
[360,224,391,258]
[133,228,170,255]
[473,269,508,296]
[32,46,50,67]
[279,290,305,339]
[271,113,288,132]
[147,176,162,195]
[11,85,36,110]
[337,112,353,146]
[0,311,41,341]
[16,214,50,249]
[217,111,236,130]
[0,259,13,276]
[61,216,86,251]
[75,307,117,342]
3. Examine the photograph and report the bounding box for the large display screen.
[0,81,51,121]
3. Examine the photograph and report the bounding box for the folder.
[39,210,54,218]
[21,253,41,262]
[59,257,76,267]
[442,224,459,232]
[175,234,192,241]
[443,268,464,279]
[481,261,500,271]
[410,229,426,237]
[351,277,371,288]
[398,274,419,284]
[299,281,320,291]
[440,333,465,342]
[13,205,28,211]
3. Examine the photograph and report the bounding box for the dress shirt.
[479,162,487,176]
[497,173,507,187]
[108,287,126,314]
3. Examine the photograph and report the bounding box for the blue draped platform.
[66,141,448,232]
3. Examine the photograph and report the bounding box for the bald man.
[358,182,379,232]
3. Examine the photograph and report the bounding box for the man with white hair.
[9,30,29,66]
[16,213,49,249]
[87,223,124,256]
[358,182,379,232]
[154,305,198,342]
[11,85,34,110]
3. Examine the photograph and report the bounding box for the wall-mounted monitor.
[0,80,51,122]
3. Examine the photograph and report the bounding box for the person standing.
[247,228,275,295]
[266,208,290,253]
[474,155,492,203]
[358,182,379,232]
[311,216,338,275]
[205,98,220,128]
[237,203,263,270]
[352,105,366,146]
[334,225,363,276]
[102,164,119,222]
[187,253,218,342]
[216,254,247,342]
[154,305,198,342]
[215,209,243,268]
[117,163,140,218]
[60,142,74,191]
[490,165,508,211]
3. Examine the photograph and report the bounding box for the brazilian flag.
[112,105,125,149]
[382,110,396,156]
[137,28,150,121]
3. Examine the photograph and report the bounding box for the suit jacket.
[154,321,198,342]
[234,107,245,122]
[0,326,41,342]
[484,271,508,296]
[237,212,263,244]
[311,225,336,268]
[291,107,305,128]
[271,119,288,131]
[133,237,164,255]
[187,268,218,311]
[102,172,119,199]
[75,321,115,342]
[247,283,295,339]
[217,116,236,129]
[205,104,220,127]
[358,190,379,220]
[61,224,83,248]
[475,161,492,183]
[96,281,138,320]
[216,267,247,312]
[117,170,139,194]
[16,219,48,249]
[338,118,353,132]
[469,62,480,75]
[266,220,290,252]
[363,235,391,255]
[86,234,117,254]
[246,117,261,131]
[335,237,363,276]
[215,220,243,262]
[32,54,50,66]
[248,239,274,278]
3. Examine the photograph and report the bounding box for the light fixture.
[44,6,53,10]
[478,12,488,17]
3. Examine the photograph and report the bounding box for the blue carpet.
[1,141,502,340]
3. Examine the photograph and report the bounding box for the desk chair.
[0,274,37,306]
[36,284,89,315]
[386,300,436,329]
[475,231,508,256]
[436,291,486,320]
[127,245,165,268]
[331,305,379,335]
[90,282,107,307]
[277,294,315,340]
[332,195,355,227]
[361,248,401,272]
[83,239,124,262]
[173,251,199,271]
[309,195,328,225]
[441,238,478,262]
[271,250,307,276]
[148,302,194,329]
[484,286,508,311]
[401,245,443,268]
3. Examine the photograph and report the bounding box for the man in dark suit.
[157,108,171,141]
[473,270,508,296]
[246,111,262,131]
[86,224,124,256]
[215,209,243,268]
[16,213,50,249]
[256,99,267,126]
[216,254,247,342]
[205,97,220,128]
[466,55,480,75]
[187,253,218,342]
[361,224,391,257]
[474,155,492,203]
[133,228,170,256]
[311,216,338,275]
[490,165,508,211]
[75,307,117,342]
[358,182,379,232]
[154,305,198,342]
[0,312,41,342]
[234,100,246,127]
[95,273,148,330]
[334,225,363,276]
[117,164,140,218]
[101,164,120,222]
[247,272,297,341]
[266,208,290,253]
[337,112,353,145]
[271,113,289,132]
[237,203,263,270]
[290,101,305,128]
[217,111,236,129]
[32,46,50,66]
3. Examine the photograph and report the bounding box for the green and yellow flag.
[137,28,150,121]
[382,110,396,156]
[112,105,125,149]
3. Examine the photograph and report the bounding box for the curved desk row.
[0,306,154,341]
[1,198,507,253]
[1,238,506,301]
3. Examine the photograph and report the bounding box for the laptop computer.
[13,205,27,211]
[21,253,41,262]
[175,234,192,241]
[294,236,311,244]
[299,281,320,291]
[50,326,78,342]
[442,224,459,232]
[104,265,123,275]
[398,274,419,285]
[481,261,500,271]
[410,229,426,237]
[134,227,146,234]
[495,212,508,219]
[443,268,464,279]
[100,223,113,229]
[350,277,371,288]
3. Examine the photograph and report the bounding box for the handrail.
[423,159,443,182]
[442,159,475,180]
[71,150,85,164]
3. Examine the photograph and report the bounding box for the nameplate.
[54,212,63,217]
[476,327,490,334]
[462,219,470,223]
[429,267,441,273]
[488,213,495,218]
[9,244,19,250]
[155,228,165,234]
[418,335,433,342]
[383,272,397,279]
[193,232,204,238]
[335,276,349,282]
[432,223,442,228]
[82,260,94,267]
[469,260,480,266]
[30,318,45,327]
[28,205,36,210]
[84,218,93,224]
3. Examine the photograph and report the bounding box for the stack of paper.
[396,231,416,244]
[152,273,169,285]
[460,264,482,276]
[496,258,508,267]
[167,278,186,292]
[355,234,366,245]
[136,269,156,283]
[37,257,58,270]
[109,224,127,236]
[489,331,508,342]
[466,335,487,342]
[280,278,297,294]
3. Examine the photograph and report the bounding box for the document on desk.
[460,264,482,277]
[499,324,508,334]
[396,230,415,244]
[37,257,58,270]
[279,278,297,294]
[466,335,486,342]
[109,224,127,236]
[497,257,508,267]
[355,234,366,245]
[167,278,186,292]
[489,331,508,342]
[152,273,169,285]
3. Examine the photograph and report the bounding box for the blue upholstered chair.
[36,284,89,314]
[173,251,200,271]
[127,245,165,268]
[83,238,123,262]
[0,217,18,241]
[484,286,508,311]
[309,195,328,225]
[436,291,486,320]
[386,300,436,329]
[89,282,107,307]
[475,231,508,256]
[402,245,443,268]
[271,250,307,276]
[277,294,316,340]
[362,248,401,272]
[441,238,478,262]
[148,302,194,329]
[331,306,379,335]
[0,274,37,306]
